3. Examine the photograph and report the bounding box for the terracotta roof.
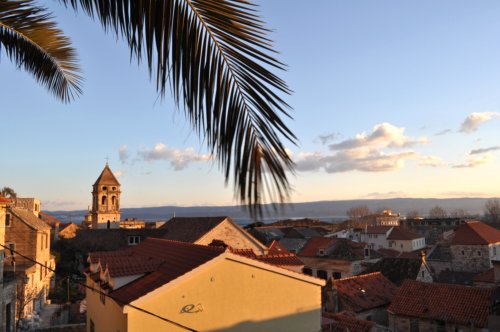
[388,280,495,327]
[322,312,374,332]
[38,211,61,227]
[451,221,500,245]
[0,196,11,204]
[256,253,304,266]
[387,227,422,240]
[376,248,401,258]
[160,216,228,242]
[364,226,393,234]
[104,238,225,304]
[330,272,397,312]
[473,268,495,284]
[299,237,337,257]
[363,257,424,286]
[267,240,291,255]
[93,164,120,186]
[105,256,163,278]
[9,207,51,231]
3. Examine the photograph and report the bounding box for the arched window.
[101,195,107,205]
[107,220,110,229]
[111,196,116,206]
[102,186,107,191]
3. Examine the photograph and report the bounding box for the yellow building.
[86,238,324,332]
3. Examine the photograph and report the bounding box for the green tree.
[0,0,294,215]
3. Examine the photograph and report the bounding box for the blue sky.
[1,1,500,210]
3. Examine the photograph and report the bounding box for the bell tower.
[91,163,121,229]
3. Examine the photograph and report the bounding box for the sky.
[1,1,500,211]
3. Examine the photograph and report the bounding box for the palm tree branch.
[0,0,82,102]
[62,0,296,216]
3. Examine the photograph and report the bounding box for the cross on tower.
[105,156,110,165]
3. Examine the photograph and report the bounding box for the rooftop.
[387,227,422,241]
[364,226,393,234]
[388,280,495,327]
[94,164,120,186]
[363,257,425,286]
[322,312,374,332]
[9,207,51,231]
[451,221,500,245]
[160,216,228,242]
[329,272,397,312]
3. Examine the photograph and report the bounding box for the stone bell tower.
[91,163,121,229]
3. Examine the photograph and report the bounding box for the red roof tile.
[105,256,163,278]
[322,312,374,332]
[256,253,304,266]
[0,196,11,204]
[388,280,495,327]
[39,211,62,227]
[107,238,225,304]
[376,248,401,258]
[387,227,422,240]
[451,221,500,245]
[267,240,291,255]
[299,237,337,257]
[330,272,397,312]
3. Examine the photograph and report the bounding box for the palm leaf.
[0,0,82,102]
[62,0,296,216]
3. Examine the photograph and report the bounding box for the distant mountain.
[46,197,494,226]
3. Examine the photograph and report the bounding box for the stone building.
[388,280,498,331]
[87,164,121,229]
[449,221,500,273]
[4,203,55,318]
[0,197,16,332]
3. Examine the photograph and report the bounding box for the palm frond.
[0,0,82,102]
[62,0,296,216]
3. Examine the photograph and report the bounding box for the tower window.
[112,187,116,191]
[101,196,107,205]
[102,186,107,191]
[111,196,116,205]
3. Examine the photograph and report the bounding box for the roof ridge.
[334,272,382,282]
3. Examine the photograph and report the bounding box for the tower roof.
[94,164,120,186]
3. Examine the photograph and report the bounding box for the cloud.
[43,200,80,210]
[295,123,436,174]
[434,129,452,136]
[317,133,339,145]
[329,123,427,151]
[452,153,493,168]
[364,191,407,199]
[417,155,446,167]
[439,191,491,198]
[295,149,418,173]
[118,145,129,164]
[114,171,125,178]
[138,143,211,170]
[459,112,500,133]
[470,146,500,155]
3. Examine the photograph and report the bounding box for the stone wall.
[450,244,491,273]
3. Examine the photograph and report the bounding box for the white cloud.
[118,145,129,164]
[138,143,211,170]
[452,153,493,168]
[434,129,452,136]
[329,123,427,150]
[417,155,446,167]
[295,123,432,174]
[364,191,407,199]
[114,171,125,178]
[459,112,500,133]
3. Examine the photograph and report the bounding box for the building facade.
[0,197,16,332]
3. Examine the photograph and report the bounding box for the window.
[421,270,425,278]
[101,195,107,205]
[364,248,370,257]
[400,244,403,249]
[112,187,116,191]
[302,267,313,275]
[128,236,141,245]
[333,272,342,279]
[5,214,11,227]
[102,186,107,191]
[317,249,325,256]
[436,320,446,332]
[494,247,497,256]
[111,196,116,205]
[462,250,465,255]
[478,251,481,256]
[317,270,328,280]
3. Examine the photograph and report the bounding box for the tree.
[450,208,468,218]
[484,198,500,223]
[0,0,294,216]
[346,205,370,220]
[429,205,447,218]
[0,186,17,199]
[406,209,420,219]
